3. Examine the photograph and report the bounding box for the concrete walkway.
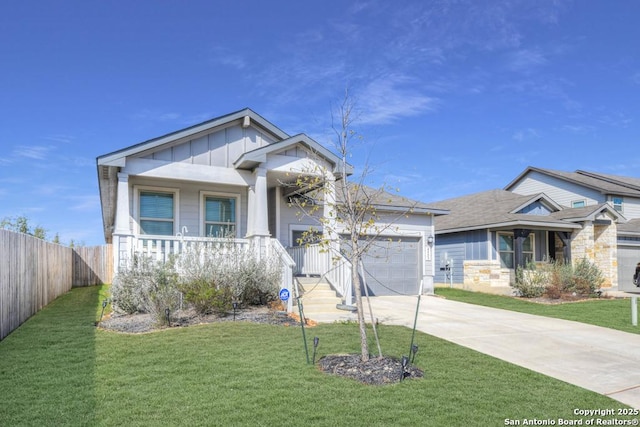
[310,295,640,409]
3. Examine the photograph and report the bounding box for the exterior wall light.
[427,235,434,245]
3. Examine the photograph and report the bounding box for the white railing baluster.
[286,243,352,305]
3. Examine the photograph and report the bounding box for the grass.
[0,285,634,426]
[436,287,640,334]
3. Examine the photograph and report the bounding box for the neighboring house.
[96,108,447,310]
[430,166,640,294]
[506,167,640,291]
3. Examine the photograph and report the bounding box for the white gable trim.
[234,134,353,177]
[98,108,290,167]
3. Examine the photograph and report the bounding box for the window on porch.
[498,233,534,269]
[140,191,174,235]
[205,196,236,237]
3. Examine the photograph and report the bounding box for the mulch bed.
[318,354,424,385]
[98,306,302,334]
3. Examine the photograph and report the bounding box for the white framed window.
[498,232,534,269]
[200,192,240,238]
[135,186,179,236]
[611,196,623,213]
[571,199,586,208]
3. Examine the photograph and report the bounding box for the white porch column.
[113,172,133,274]
[247,167,270,258]
[114,173,132,235]
[247,167,270,237]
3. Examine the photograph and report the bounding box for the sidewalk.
[318,295,640,409]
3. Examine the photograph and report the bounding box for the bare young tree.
[289,92,419,362]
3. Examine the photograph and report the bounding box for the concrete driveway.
[355,295,640,409]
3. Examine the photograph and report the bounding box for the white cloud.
[69,195,100,212]
[12,145,54,160]
[561,124,595,134]
[131,109,181,122]
[209,46,247,70]
[45,134,75,144]
[512,128,540,141]
[33,184,72,196]
[507,49,547,72]
[359,75,438,124]
[598,112,632,128]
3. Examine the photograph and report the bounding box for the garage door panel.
[343,236,421,296]
[618,245,640,292]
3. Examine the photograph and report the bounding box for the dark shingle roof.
[431,189,578,233]
[618,218,640,236]
[336,183,449,215]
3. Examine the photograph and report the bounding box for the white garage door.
[618,245,640,292]
[343,236,422,296]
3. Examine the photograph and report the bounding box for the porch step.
[295,276,357,323]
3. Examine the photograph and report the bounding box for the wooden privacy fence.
[72,245,113,287]
[0,229,112,340]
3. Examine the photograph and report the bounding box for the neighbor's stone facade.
[459,260,514,295]
[570,221,617,288]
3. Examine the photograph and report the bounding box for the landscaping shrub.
[572,258,605,295]
[237,256,283,305]
[513,262,546,298]
[178,277,233,315]
[112,241,284,318]
[512,258,605,299]
[175,241,283,314]
[111,255,181,325]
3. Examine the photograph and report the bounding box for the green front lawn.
[0,286,633,426]
[436,287,640,334]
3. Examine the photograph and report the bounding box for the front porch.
[114,234,297,311]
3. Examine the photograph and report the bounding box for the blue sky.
[1,1,639,246]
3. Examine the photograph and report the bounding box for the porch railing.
[269,239,296,312]
[287,244,353,305]
[134,235,250,263]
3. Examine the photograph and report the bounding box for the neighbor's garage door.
[618,244,640,292]
[343,236,421,296]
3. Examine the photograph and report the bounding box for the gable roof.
[548,202,623,222]
[97,108,290,167]
[618,218,640,237]
[505,166,640,198]
[338,184,449,215]
[234,133,353,177]
[431,189,582,234]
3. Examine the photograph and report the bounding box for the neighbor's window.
[571,200,586,208]
[205,196,236,237]
[498,233,534,269]
[139,191,174,235]
[612,196,623,213]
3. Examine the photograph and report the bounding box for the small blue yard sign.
[279,288,290,302]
